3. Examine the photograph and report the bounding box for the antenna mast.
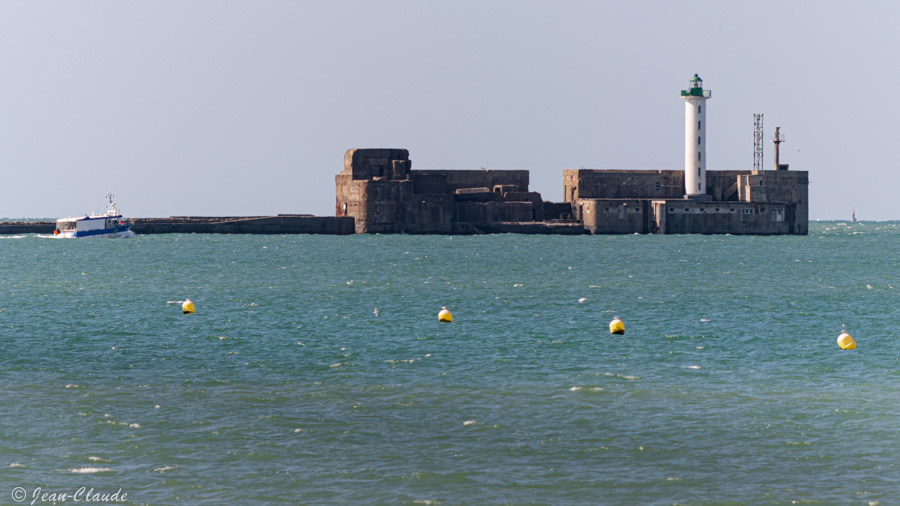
[773,127,786,170]
[753,114,763,172]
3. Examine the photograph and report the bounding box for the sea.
[2,222,899,505]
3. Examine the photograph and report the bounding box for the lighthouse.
[681,74,711,197]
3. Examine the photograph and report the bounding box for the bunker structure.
[335,148,583,235]
[563,167,807,235]
[335,75,808,236]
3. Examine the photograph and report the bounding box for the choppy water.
[2,222,900,504]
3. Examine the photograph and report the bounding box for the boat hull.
[56,224,134,239]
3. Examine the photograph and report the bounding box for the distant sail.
[851,208,857,222]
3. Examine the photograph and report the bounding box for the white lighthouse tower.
[681,74,711,197]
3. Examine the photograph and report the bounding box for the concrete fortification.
[335,148,584,235]
[335,75,808,236]
[335,148,808,236]
[1,75,808,236]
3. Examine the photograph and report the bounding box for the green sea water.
[2,222,900,504]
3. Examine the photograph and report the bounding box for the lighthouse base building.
[560,74,807,235]
[562,168,808,235]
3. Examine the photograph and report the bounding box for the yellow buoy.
[438,307,452,323]
[182,299,195,314]
[837,331,855,350]
[609,317,625,335]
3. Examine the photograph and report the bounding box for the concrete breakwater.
[130,215,354,235]
[0,215,585,235]
[0,221,55,234]
[0,215,355,235]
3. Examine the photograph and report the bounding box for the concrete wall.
[0,217,357,235]
[563,169,684,219]
[581,199,650,234]
[342,148,411,180]
[336,149,543,234]
[130,216,356,234]
[656,201,797,235]
[564,168,808,235]
[455,201,536,223]
[414,170,529,194]
[403,194,455,234]
[543,202,573,221]
[336,177,456,234]
[707,170,745,201]
[0,221,55,234]
[736,170,808,234]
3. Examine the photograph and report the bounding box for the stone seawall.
[0,216,587,235]
[0,216,356,235]
[130,215,355,235]
[0,221,55,234]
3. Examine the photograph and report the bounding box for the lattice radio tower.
[753,114,764,171]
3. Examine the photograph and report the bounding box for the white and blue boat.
[54,193,134,238]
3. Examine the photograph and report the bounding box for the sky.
[0,0,896,220]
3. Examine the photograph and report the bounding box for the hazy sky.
[0,1,895,220]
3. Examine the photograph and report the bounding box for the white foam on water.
[603,372,639,380]
[68,467,116,474]
[9,463,25,468]
[0,235,26,239]
[462,420,477,426]
[154,466,176,472]
[385,358,417,365]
